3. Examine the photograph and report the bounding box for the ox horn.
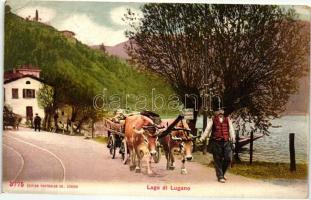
[151,125,163,137]
[190,135,200,140]
[171,136,182,141]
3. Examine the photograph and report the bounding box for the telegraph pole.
[202,37,208,154]
[202,37,208,132]
[202,84,208,131]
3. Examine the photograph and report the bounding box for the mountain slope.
[96,40,309,115]
[4,11,176,114]
[92,41,130,60]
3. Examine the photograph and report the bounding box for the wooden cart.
[103,118,127,162]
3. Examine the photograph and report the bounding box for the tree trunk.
[66,119,69,132]
[75,117,87,133]
[183,93,201,132]
[71,106,77,122]
[47,114,52,130]
[91,119,95,138]
[183,93,202,152]
[43,109,48,130]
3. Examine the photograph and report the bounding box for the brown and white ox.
[124,114,160,175]
[159,119,194,174]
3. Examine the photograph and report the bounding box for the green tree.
[125,4,309,134]
[5,5,11,13]
[37,84,54,129]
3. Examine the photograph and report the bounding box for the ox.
[124,114,160,175]
[159,119,194,174]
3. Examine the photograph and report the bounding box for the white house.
[4,66,45,123]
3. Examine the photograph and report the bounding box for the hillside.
[4,11,176,114]
[285,76,310,115]
[92,41,130,60]
[96,40,310,115]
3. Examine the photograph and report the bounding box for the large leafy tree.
[37,84,54,129]
[125,4,309,135]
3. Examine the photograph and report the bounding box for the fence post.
[202,113,207,155]
[249,130,254,165]
[289,133,296,172]
[234,130,241,162]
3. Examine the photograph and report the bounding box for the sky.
[6,0,143,46]
[5,0,311,46]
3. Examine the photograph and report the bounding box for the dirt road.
[2,128,308,198]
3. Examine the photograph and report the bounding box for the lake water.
[196,115,309,164]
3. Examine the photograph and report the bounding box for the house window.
[23,89,35,98]
[26,106,33,120]
[26,81,31,84]
[12,88,18,99]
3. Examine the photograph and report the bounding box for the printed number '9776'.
[9,181,24,187]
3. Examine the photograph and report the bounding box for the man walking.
[200,97,235,183]
[34,113,41,132]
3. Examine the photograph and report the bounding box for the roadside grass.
[93,136,108,144]
[229,161,308,180]
[193,151,308,180]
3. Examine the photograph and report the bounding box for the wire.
[7,0,34,13]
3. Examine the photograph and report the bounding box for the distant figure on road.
[34,113,41,132]
[200,97,235,183]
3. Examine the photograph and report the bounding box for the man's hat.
[211,96,224,112]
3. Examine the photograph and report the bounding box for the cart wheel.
[107,131,112,148]
[122,139,128,165]
[120,140,125,161]
[109,135,116,159]
[153,145,161,163]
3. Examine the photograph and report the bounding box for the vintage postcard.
[2,0,310,198]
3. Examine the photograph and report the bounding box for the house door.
[26,106,33,121]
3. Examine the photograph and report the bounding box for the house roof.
[4,71,24,80]
[15,64,41,70]
[16,67,41,72]
[60,30,75,36]
[4,74,46,84]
